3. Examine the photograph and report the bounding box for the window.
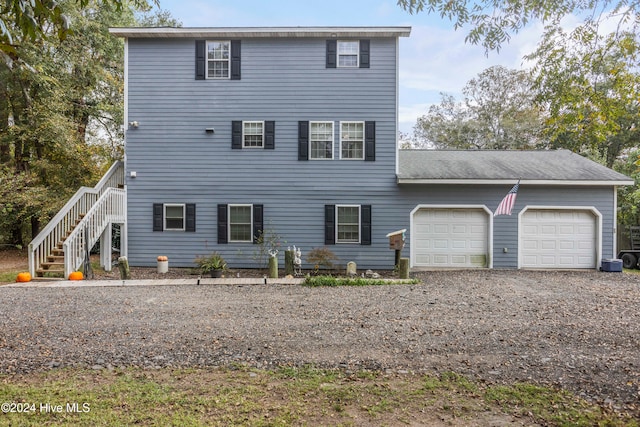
[164,204,185,231]
[310,121,334,160]
[325,204,371,245]
[243,122,264,148]
[337,205,361,243]
[340,122,364,159]
[337,41,359,68]
[229,205,253,242]
[207,41,230,79]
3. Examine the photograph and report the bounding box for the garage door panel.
[521,209,596,269]
[413,208,489,268]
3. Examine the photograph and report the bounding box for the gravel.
[0,269,639,414]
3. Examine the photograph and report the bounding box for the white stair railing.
[63,188,126,278]
[28,161,124,277]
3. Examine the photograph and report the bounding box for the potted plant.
[194,252,227,278]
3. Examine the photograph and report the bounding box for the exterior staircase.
[28,161,126,279]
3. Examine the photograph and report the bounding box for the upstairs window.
[337,41,359,67]
[243,121,264,148]
[340,122,364,159]
[207,41,230,79]
[310,122,334,160]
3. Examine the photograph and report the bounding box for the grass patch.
[0,367,636,426]
[302,275,420,287]
[0,271,21,284]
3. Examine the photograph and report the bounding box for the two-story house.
[28,26,633,278]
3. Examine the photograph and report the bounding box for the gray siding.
[125,36,619,270]
[125,36,401,268]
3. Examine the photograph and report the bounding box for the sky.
[154,0,547,135]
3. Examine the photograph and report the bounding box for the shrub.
[306,247,339,270]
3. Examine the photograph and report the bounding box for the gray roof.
[109,26,412,39]
[397,150,633,186]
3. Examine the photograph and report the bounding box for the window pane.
[337,206,360,243]
[243,122,264,147]
[338,41,359,67]
[341,122,364,159]
[229,206,252,241]
[165,205,184,230]
[310,122,333,159]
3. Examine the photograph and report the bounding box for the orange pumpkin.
[157,256,168,262]
[16,272,32,283]
[68,271,84,281]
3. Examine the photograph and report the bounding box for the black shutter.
[195,40,206,80]
[232,121,243,149]
[185,204,196,232]
[264,121,275,149]
[298,121,309,160]
[365,121,376,161]
[361,205,371,245]
[153,204,163,232]
[359,40,370,68]
[253,204,264,244]
[218,204,228,244]
[230,40,241,80]
[325,205,336,245]
[326,40,337,68]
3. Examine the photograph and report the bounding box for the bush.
[306,247,339,270]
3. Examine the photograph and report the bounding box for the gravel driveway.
[1,270,639,412]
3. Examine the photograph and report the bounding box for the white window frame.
[228,204,253,243]
[206,40,231,79]
[242,121,264,148]
[337,40,359,68]
[336,205,361,244]
[164,204,185,231]
[339,121,365,160]
[309,121,334,160]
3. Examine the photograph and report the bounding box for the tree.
[413,66,545,149]
[529,30,640,167]
[396,0,640,52]
[0,0,178,245]
[1,0,155,57]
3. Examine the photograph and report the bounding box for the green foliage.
[412,66,544,149]
[397,0,640,53]
[302,275,420,287]
[0,0,179,245]
[194,252,227,272]
[306,247,339,270]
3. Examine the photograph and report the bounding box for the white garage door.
[520,209,596,269]
[413,208,489,268]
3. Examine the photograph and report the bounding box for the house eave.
[109,26,412,39]
[396,178,635,186]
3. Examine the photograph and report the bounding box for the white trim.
[397,178,634,186]
[163,203,186,231]
[409,205,493,269]
[517,206,602,270]
[309,121,334,160]
[242,121,265,149]
[109,26,412,39]
[337,40,359,68]
[336,205,361,244]
[395,36,399,177]
[339,121,365,160]
[228,204,253,243]
[613,186,618,257]
[205,40,231,80]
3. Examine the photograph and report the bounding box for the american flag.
[494,180,520,217]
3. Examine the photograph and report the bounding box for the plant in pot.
[194,252,227,278]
